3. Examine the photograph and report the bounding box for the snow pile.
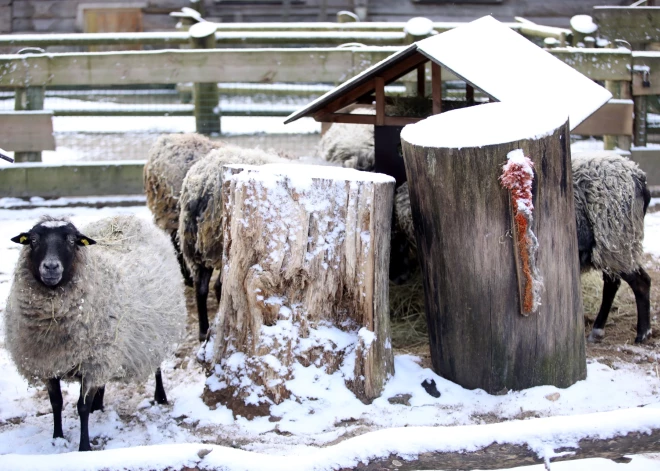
[0,202,658,470]
[400,101,568,149]
[500,149,542,314]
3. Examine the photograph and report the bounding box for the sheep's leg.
[154,367,168,405]
[171,231,193,288]
[588,273,621,343]
[213,272,222,304]
[621,269,652,343]
[46,378,64,439]
[77,384,98,452]
[91,386,105,413]
[195,265,213,341]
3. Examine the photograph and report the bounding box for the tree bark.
[401,111,585,393]
[203,164,395,417]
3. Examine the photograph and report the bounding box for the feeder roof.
[285,15,611,130]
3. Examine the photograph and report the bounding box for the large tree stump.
[202,163,395,417]
[400,102,586,393]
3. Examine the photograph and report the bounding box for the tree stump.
[202,163,395,417]
[400,102,586,394]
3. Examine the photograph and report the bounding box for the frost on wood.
[202,164,395,417]
[500,149,543,316]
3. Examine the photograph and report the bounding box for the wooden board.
[572,99,633,136]
[593,6,660,44]
[631,147,660,187]
[0,111,54,151]
[550,48,631,82]
[83,7,144,52]
[0,46,635,89]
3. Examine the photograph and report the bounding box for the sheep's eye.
[30,236,38,245]
[67,235,76,246]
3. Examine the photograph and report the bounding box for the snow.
[404,17,434,36]
[570,15,598,35]
[228,162,395,185]
[0,201,659,470]
[416,16,612,129]
[401,101,568,148]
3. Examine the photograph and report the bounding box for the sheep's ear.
[75,234,96,247]
[11,232,31,245]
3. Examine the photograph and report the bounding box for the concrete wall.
[0,161,145,198]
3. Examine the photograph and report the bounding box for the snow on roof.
[415,16,610,129]
[401,102,568,149]
[286,16,611,130]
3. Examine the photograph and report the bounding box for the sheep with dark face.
[144,133,225,285]
[394,153,652,344]
[178,146,291,340]
[4,215,185,451]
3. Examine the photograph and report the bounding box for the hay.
[389,269,428,351]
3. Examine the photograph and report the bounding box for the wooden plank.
[416,64,425,96]
[315,112,420,126]
[549,48,631,82]
[572,99,633,136]
[431,62,441,114]
[631,147,660,186]
[0,111,54,152]
[632,51,660,96]
[593,6,660,44]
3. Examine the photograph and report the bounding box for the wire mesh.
[1,83,332,164]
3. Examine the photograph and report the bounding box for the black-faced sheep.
[5,215,186,451]
[144,133,224,285]
[178,146,290,340]
[393,153,652,344]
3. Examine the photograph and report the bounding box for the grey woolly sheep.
[144,133,224,285]
[318,108,375,171]
[394,153,652,343]
[5,215,186,451]
[178,146,291,340]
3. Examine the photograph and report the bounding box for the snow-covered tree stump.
[400,102,586,394]
[201,163,395,418]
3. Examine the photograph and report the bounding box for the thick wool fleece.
[144,133,224,232]
[318,108,375,171]
[572,153,648,275]
[5,215,186,392]
[178,146,290,278]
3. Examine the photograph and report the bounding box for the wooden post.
[189,22,220,135]
[466,84,474,106]
[14,47,46,163]
[375,76,385,126]
[416,64,425,97]
[431,62,442,114]
[634,94,648,147]
[400,102,585,394]
[604,79,633,151]
[203,164,395,418]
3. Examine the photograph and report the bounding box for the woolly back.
[318,108,375,171]
[572,153,647,274]
[144,133,224,232]
[178,146,291,274]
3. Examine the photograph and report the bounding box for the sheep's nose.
[43,260,60,271]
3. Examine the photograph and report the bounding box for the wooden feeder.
[285,15,612,187]
[287,16,615,393]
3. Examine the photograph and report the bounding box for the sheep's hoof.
[587,328,605,343]
[198,332,208,342]
[634,329,652,344]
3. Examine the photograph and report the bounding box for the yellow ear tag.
[81,239,89,246]
[19,235,27,243]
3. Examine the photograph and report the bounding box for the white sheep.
[178,146,291,340]
[5,215,186,451]
[144,133,224,285]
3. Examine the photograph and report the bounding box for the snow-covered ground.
[0,200,658,470]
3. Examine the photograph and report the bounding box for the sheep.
[178,146,291,340]
[4,214,186,451]
[144,133,224,286]
[394,153,652,344]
